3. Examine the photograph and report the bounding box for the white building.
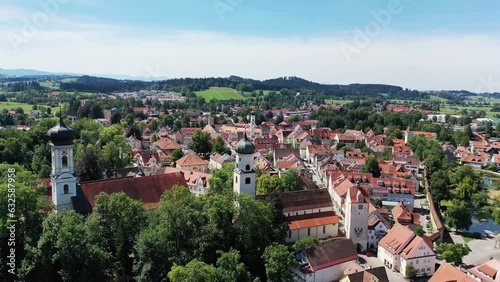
[47,117,77,213]
[233,134,256,199]
[377,224,436,278]
[293,239,359,282]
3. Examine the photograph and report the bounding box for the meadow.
[0,101,60,113]
[195,87,247,101]
[324,99,353,105]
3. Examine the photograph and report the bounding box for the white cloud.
[0,13,499,91]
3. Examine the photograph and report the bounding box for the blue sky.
[1,0,500,91]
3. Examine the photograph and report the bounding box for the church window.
[235,177,238,184]
[62,156,68,167]
[245,164,250,171]
[323,225,326,233]
[307,228,311,236]
[245,177,251,184]
[63,184,69,194]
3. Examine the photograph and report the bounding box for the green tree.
[257,174,281,195]
[279,169,304,192]
[171,149,185,163]
[445,199,472,231]
[20,211,114,281]
[76,146,102,181]
[360,155,381,177]
[436,243,470,266]
[209,163,234,194]
[262,243,296,282]
[110,112,122,124]
[455,176,478,199]
[188,130,212,158]
[292,237,319,250]
[429,170,451,204]
[100,135,132,169]
[86,192,146,279]
[212,136,230,155]
[414,225,425,236]
[406,265,417,280]
[168,260,217,282]
[373,197,383,208]
[215,250,252,282]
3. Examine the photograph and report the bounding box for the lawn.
[0,101,59,113]
[39,81,60,90]
[325,99,353,105]
[195,87,246,101]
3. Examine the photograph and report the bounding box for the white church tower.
[345,185,369,252]
[250,111,256,139]
[233,133,256,199]
[47,116,77,213]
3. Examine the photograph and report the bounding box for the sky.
[1,0,500,91]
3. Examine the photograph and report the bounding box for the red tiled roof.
[429,262,475,282]
[176,154,208,166]
[288,211,339,230]
[80,172,187,211]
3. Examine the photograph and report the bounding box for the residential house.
[175,153,209,172]
[467,258,500,282]
[293,239,358,282]
[340,266,389,282]
[377,224,435,278]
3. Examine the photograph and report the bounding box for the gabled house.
[377,224,435,278]
[467,258,500,282]
[293,239,359,282]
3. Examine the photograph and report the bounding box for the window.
[323,225,326,233]
[62,156,68,167]
[235,177,238,184]
[358,204,364,209]
[416,259,419,264]
[245,164,250,171]
[63,184,69,194]
[288,230,291,238]
[245,177,251,184]
[307,228,310,236]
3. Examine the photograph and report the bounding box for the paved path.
[463,236,500,266]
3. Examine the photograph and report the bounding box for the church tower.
[47,116,77,213]
[250,111,256,139]
[345,185,369,252]
[233,133,256,199]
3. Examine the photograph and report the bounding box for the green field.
[39,81,59,89]
[325,99,353,105]
[195,87,247,101]
[440,104,498,119]
[0,102,59,113]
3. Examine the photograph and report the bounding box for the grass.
[462,235,476,243]
[195,87,247,101]
[440,104,498,119]
[325,99,353,105]
[39,81,60,90]
[429,95,449,102]
[0,101,59,113]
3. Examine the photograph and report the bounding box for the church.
[47,117,187,213]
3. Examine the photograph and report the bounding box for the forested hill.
[12,74,427,99]
[150,76,411,98]
[60,75,149,93]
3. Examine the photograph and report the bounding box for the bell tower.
[233,134,256,199]
[47,116,77,212]
[345,185,369,252]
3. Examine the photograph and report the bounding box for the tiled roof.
[302,239,358,272]
[153,138,182,150]
[176,154,209,166]
[288,211,339,230]
[79,172,187,212]
[429,262,476,282]
[256,189,332,213]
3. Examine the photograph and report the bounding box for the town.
[0,74,499,281]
